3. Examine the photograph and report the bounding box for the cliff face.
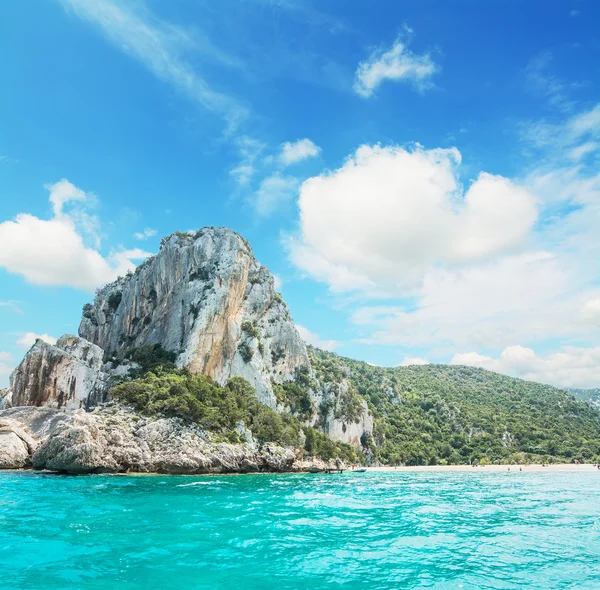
[6,227,372,450]
[9,336,108,410]
[0,406,345,474]
[79,228,309,407]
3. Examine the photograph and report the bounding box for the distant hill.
[309,347,600,465]
[568,388,600,408]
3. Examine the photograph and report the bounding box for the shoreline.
[1,463,599,477]
[364,463,600,473]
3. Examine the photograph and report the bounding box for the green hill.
[309,347,600,465]
[569,388,600,408]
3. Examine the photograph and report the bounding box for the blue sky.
[1,0,600,388]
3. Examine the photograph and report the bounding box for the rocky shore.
[0,405,344,475]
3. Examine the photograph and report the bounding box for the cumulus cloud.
[354,33,438,97]
[290,144,537,294]
[254,175,299,217]
[353,252,600,350]
[280,139,321,166]
[0,180,151,291]
[296,325,339,351]
[133,228,157,240]
[17,332,57,349]
[451,345,600,389]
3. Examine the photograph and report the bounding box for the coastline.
[364,463,600,473]
[2,463,599,477]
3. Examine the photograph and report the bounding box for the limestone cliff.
[6,227,372,451]
[79,227,309,407]
[9,336,108,410]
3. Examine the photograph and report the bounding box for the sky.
[1,0,600,389]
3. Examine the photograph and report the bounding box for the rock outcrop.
[0,416,38,469]
[79,228,309,407]
[324,399,373,447]
[0,406,345,474]
[5,227,372,453]
[9,336,108,410]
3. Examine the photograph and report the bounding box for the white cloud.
[290,144,537,294]
[133,228,157,240]
[525,52,574,112]
[398,357,430,366]
[0,301,24,315]
[230,165,255,186]
[0,352,14,378]
[338,103,600,359]
[60,0,246,129]
[353,252,600,350]
[230,136,267,186]
[568,141,598,161]
[521,103,600,153]
[46,178,86,215]
[272,274,283,291]
[280,139,321,166]
[17,332,57,349]
[354,33,438,97]
[581,299,600,324]
[451,345,600,389]
[296,325,339,351]
[254,175,299,217]
[0,180,151,291]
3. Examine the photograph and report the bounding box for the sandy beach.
[363,463,600,473]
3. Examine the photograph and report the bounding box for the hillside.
[3,226,600,470]
[308,347,600,465]
[569,388,600,409]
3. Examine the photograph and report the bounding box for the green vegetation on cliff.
[308,347,600,466]
[110,369,362,464]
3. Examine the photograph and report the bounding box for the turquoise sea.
[1,471,599,589]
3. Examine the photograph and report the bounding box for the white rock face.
[79,228,309,407]
[0,406,345,474]
[0,431,30,468]
[325,400,373,447]
[0,418,38,468]
[310,379,374,446]
[9,336,108,410]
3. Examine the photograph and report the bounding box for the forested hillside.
[309,347,600,465]
[569,388,600,408]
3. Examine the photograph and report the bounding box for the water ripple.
[0,471,599,589]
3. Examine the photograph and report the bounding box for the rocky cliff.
[9,335,108,410]
[6,227,373,452]
[0,406,345,474]
[79,228,309,407]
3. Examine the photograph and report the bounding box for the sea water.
[0,470,599,589]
